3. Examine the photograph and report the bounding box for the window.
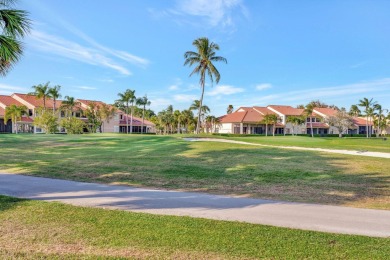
[311,118,316,122]
[75,112,81,118]
[120,114,123,120]
[28,109,33,116]
[60,111,65,117]
[307,117,310,122]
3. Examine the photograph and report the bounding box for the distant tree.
[0,0,31,76]
[79,103,115,133]
[358,98,377,138]
[136,95,151,134]
[60,96,81,118]
[304,103,315,137]
[373,104,387,137]
[184,37,227,134]
[60,117,85,134]
[33,108,58,134]
[308,100,329,108]
[29,82,51,109]
[4,104,27,134]
[349,105,361,117]
[296,104,305,109]
[48,85,61,112]
[324,111,354,138]
[227,104,234,114]
[117,89,136,134]
[262,114,278,136]
[286,115,305,136]
[190,99,210,130]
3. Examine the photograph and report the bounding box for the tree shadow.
[0,135,389,209]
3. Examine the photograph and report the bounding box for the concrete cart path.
[0,172,389,238]
[183,138,390,159]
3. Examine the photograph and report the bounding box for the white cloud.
[206,85,244,96]
[29,30,132,76]
[0,84,28,95]
[255,83,272,91]
[152,0,248,29]
[77,86,97,90]
[174,94,197,102]
[169,85,179,90]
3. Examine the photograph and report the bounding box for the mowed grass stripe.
[0,134,389,209]
[0,196,389,259]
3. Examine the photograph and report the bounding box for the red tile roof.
[12,93,63,108]
[0,95,24,107]
[242,108,264,123]
[120,115,155,126]
[219,111,247,123]
[268,105,304,116]
[77,99,121,112]
[253,106,277,115]
[220,108,265,123]
[313,107,338,117]
[353,117,373,126]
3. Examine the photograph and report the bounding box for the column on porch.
[240,123,243,134]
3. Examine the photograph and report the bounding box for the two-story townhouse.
[0,94,34,133]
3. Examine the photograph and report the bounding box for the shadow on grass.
[0,196,26,212]
[0,134,389,208]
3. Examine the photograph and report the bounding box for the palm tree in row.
[286,115,306,136]
[184,37,227,134]
[0,0,30,76]
[4,104,27,134]
[262,114,278,136]
[136,95,151,134]
[304,103,315,137]
[358,98,377,138]
[61,96,81,118]
[117,89,136,134]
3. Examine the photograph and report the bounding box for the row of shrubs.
[211,133,388,138]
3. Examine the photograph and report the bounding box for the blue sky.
[1,0,390,115]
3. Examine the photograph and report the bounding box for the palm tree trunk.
[141,105,145,134]
[366,114,368,138]
[196,84,205,134]
[265,124,268,136]
[126,103,129,134]
[310,121,314,137]
[130,103,133,134]
[273,124,275,136]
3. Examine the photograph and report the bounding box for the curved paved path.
[183,138,390,159]
[0,172,389,238]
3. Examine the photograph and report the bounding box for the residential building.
[0,93,155,134]
[217,105,376,135]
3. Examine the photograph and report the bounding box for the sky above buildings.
[1,0,390,115]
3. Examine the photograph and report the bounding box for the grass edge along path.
[0,195,389,259]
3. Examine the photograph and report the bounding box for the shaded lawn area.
[0,134,389,209]
[198,135,390,153]
[0,196,389,259]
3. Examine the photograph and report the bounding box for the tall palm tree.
[349,105,361,117]
[304,104,315,137]
[0,0,30,76]
[4,104,27,134]
[358,98,377,138]
[136,95,151,134]
[29,82,51,109]
[48,85,61,112]
[373,104,388,137]
[117,89,136,134]
[184,37,227,134]
[227,104,233,114]
[60,96,80,118]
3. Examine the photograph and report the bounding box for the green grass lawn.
[193,134,390,153]
[0,134,389,209]
[1,195,389,259]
